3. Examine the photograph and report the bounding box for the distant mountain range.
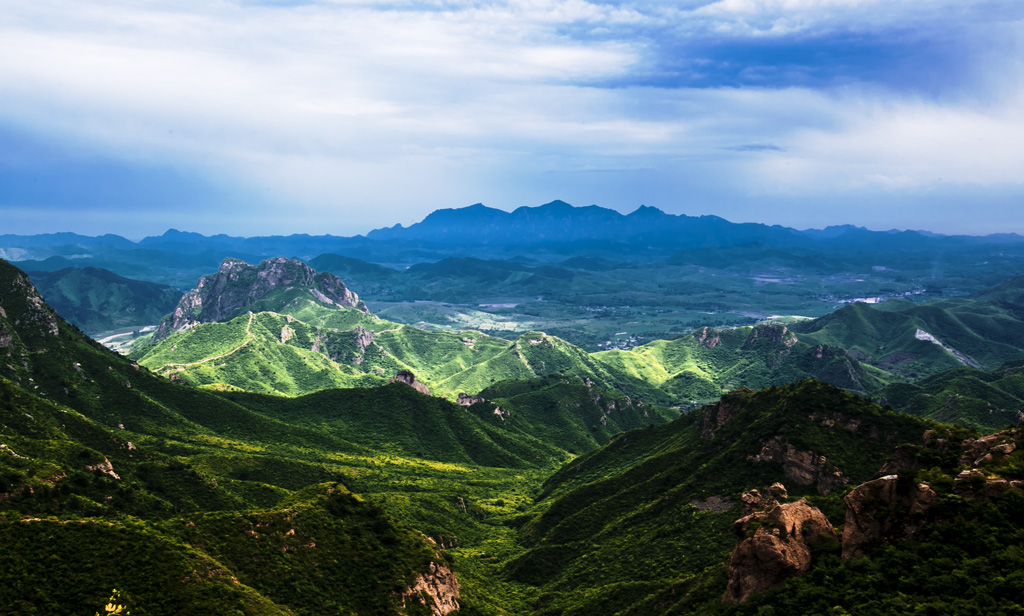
[4,200,1022,268]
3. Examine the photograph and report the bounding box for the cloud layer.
[1,0,1021,236]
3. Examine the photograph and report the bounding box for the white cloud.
[0,0,1021,235]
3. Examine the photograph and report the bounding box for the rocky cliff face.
[400,561,460,616]
[156,257,367,338]
[724,488,837,603]
[699,398,742,440]
[390,370,432,396]
[748,436,849,495]
[841,474,938,560]
[0,261,60,339]
[726,422,1024,603]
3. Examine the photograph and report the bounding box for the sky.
[1,0,1022,238]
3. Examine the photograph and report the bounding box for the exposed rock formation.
[695,326,721,348]
[748,436,848,495]
[353,327,376,351]
[85,457,121,480]
[841,475,937,560]
[1,267,60,338]
[740,483,789,515]
[699,398,742,440]
[390,370,431,396]
[157,257,367,338]
[960,430,1020,467]
[724,490,837,603]
[456,393,486,407]
[400,561,460,616]
[952,469,1024,499]
[742,324,798,350]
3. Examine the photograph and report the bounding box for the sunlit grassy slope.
[136,299,892,406]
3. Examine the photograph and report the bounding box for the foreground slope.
[0,258,518,615]
[503,380,1024,615]
[502,380,929,615]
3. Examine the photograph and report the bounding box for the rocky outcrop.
[353,327,376,350]
[699,399,742,440]
[695,326,721,348]
[455,393,486,407]
[454,393,509,418]
[156,257,368,338]
[724,490,837,603]
[952,469,1024,499]
[841,475,937,560]
[740,483,789,515]
[742,324,798,350]
[960,430,1020,467]
[85,457,121,480]
[748,436,848,495]
[1,267,60,338]
[390,370,431,396]
[400,561,460,616]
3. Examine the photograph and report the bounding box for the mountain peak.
[628,204,668,217]
[156,257,367,338]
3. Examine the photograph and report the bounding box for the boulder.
[724,494,837,603]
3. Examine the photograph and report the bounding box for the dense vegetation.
[4,227,1024,616]
[25,266,182,335]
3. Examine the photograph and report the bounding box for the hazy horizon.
[0,199,1014,243]
[3,1,1022,238]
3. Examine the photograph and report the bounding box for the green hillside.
[7,254,1024,615]
[136,295,891,407]
[0,257,676,614]
[500,380,1024,616]
[877,360,1024,430]
[25,266,182,335]
[0,258,532,614]
[502,380,930,615]
[792,299,1024,379]
[474,375,678,455]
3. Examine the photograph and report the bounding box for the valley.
[2,202,1024,615]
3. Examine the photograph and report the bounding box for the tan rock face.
[401,561,460,616]
[960,431,1020,467]
[724,496,837,603]
[85,457,121,480]
[952,469,1024,499]
[695,326,721,348]
[748,436,848,495]
[390,370,431,396]
[841,475,937,560]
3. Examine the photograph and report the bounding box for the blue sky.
[1,0,1022,238]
